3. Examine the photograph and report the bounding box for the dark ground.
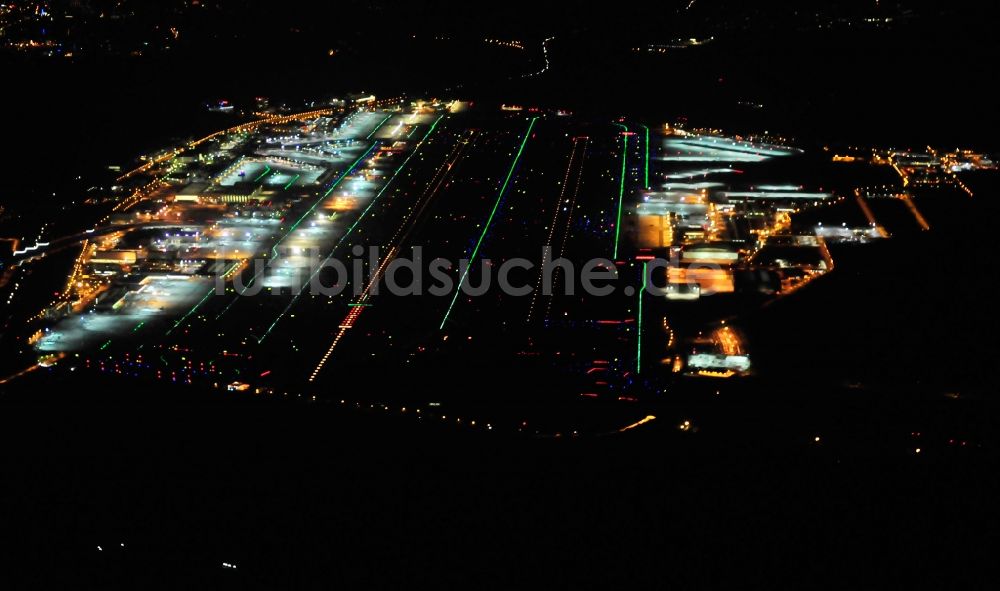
[1,387,997,587]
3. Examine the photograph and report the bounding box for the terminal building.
[665,242,739,300]
[173,183,270,205]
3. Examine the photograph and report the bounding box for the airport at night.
[1,1,998,586]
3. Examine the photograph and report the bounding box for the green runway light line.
[348,303,373,307]
[321,142,379,199]
[167,286,216,336]
[318,147,376,201]
[283,174,301,190]
[99,340,112,351]
[642,124,650,189]
[637,262,647,374]
[340,116,442,240]
[367,114,392,140]
[132,321,145,333]
[440,117,538,331]
[214,142,378,320]
[613,123,629,260]
[253,165,272,182]
[257,116,445,344]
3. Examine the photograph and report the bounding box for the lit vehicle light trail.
[853,189,889,238]
[891,161,909,187]
[439,117,538,330]
[714,325,744,356]
[258,116,444,344]
[0,362,41,385]
[619,415,656,433]
[900,193,931,231]
[613,123,629,260]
